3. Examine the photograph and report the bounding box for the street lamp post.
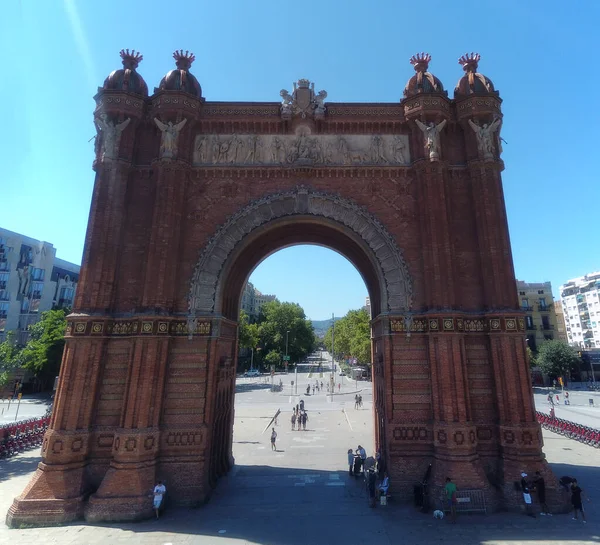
[250,347,254,371]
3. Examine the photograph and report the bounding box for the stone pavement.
[1,382,599,545]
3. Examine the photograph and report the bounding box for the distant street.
[0,395,51,424]
[533,389,600,428]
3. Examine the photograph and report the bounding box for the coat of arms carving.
[280,79,327,119]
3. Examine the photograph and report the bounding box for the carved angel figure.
[154,117,187,159]
[415,119,447,161]
[95,114,131,160]
[315,90,327,114]
[468,118,501,160]
[280,89,293,115]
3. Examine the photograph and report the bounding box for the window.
[0,261,8,271]
[526,316,534,329]
[0,302,8,318]
[521,298,529,308]
[31,268,45,281]
[0,272,8,289]
[542,316,550,329]
[21,298,29,312]
[58,286,74,306]
[31,281,44,299]
[538,290,544,294]
[539,297,547,310]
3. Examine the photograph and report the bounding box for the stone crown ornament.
[173,49,196,70]
[409,52,432,71]
[404,53,445,97]
[120,49,143,70]
[455,52,496,96]
[458,52,481,72]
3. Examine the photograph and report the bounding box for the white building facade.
[240,281,277,321]
[560,271,600,349]
[0,228,80,344]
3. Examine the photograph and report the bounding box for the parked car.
[244,369,260,377]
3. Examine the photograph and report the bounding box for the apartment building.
[560,271,600,349]
[516,280,558,352]
[0,228,80,344]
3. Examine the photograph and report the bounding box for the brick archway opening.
[208,217,390,486]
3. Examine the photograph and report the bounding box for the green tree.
[255,300,315,369]
[536,340,580,379]
[19,309,68,389]
[238,311,259,350]
[526,346,537,369]
[325,308,371,366]
[0,331,23,387]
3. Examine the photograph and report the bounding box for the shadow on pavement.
[235,383,275,394]
[8,463,595,545]
[0,451,41,483]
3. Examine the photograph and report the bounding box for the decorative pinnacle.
[458,52,481,72]
[297,78,311,87]
[173,50,195,70]
[409,53,431,72]
[120,49,143,70]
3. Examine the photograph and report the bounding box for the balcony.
[520,306,535,312]
[540,324,555,331]
[538,303,554,312]
[526,323,537,331]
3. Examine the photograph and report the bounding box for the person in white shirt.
[153,480,166,519]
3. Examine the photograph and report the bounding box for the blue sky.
[1,1,598,320]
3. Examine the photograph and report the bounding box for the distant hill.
[311,317,342,337]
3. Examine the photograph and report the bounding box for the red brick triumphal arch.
[8,50,556,526]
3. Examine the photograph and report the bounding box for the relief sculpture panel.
[193,133,410,166]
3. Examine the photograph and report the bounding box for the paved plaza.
[0,372,599,544]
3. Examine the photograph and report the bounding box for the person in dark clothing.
[347,449,354,476]
[559,476,576,492]
[375,452,386,477]
[534,471,551,516]
[570,480,589,522]
[521,472,535,517]
[366,469,377,507]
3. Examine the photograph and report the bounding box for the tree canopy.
[324,308,371,366]
[536,340,580,379]
[238,300,315,370]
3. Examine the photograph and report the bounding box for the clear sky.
[1,0,598,320]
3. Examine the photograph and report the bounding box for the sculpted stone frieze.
[188,187,413,317]
[193,134,410,167]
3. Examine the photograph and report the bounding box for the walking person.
[445,477,457,523]
[338,383,341,392]
[291,412,296,431]
[302,411,308,431]
[270,428,277,451]
[152,480,166,519]
[355,394,359,410]
[534,471,551,516]
[521,472,535,517]
[312,385,315,395]
[565,391,570,405]
[320,381,323,390]
[358,394,363,408]
[570,479,590,522]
